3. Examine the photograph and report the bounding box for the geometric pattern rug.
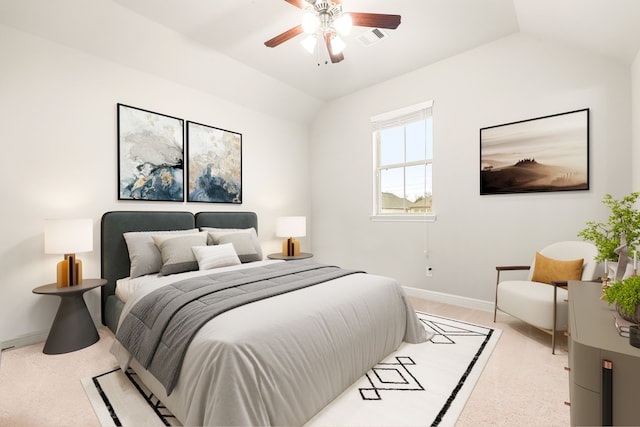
[82,312,501,427]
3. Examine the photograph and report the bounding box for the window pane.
[379,127,404,166]
[405,164,425,201]
[425,163,432,195]
[406,164,432,212]
[380,167,404,198]
[380,168,406,212]
[406,120,426,162]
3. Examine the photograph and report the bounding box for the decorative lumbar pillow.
[201,227,253,244]
[152,232,208,276]
[192,243,241,271]
[203,227,263,263]
[124,229,199,278]
[531,252,584,284]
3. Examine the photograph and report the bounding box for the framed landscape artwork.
[117,104,184,201]
[186,121,242,204]
[480,108,589,195]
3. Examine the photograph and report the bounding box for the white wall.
[0,24,311,345]
[309,33,632,307]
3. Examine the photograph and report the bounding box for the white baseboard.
[403,286,494,313]
[1,317,104,351]
[1,330,48,351]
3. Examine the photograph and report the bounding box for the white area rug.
[82,312,501,427]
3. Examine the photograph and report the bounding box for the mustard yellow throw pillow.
[531,252,584,284]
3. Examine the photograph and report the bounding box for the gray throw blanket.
[116,261,363,394]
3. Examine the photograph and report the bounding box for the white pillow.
[152,232,208,276]
[123,229,199,278]
[191,243,241,270]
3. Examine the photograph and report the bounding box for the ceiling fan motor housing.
[310,0,342,19]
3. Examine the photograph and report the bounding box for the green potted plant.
[578,192,640,262]
[602,275,640,323]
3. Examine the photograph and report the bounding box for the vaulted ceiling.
[2,0,640,121]
[112,0,640,100]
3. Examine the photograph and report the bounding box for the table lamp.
[45,218,93,287]
[276,216,306,257]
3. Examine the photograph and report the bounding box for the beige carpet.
[0,297,570,426]
[0,327,116,427]
[413,299,570,427]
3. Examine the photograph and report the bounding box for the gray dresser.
[568,280,640,426]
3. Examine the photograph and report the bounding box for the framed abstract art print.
[117,104,184,201]
[186,121,242,204]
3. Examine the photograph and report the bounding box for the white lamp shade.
[301,11,320,34]
[45,218,93,254]
[301,35,317,54]
[334,13,352,36]
[276,216,306,238]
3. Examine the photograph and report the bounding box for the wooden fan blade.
[350,12,401,29]
[284,0,307,8]
[264,25,304,48]
[324,33,344,63]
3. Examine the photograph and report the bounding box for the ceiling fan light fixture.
[265,0,401,64]
[301,35,316,54]
[301,10,320,34]
[330,35,346,54]
[334,13,352,36]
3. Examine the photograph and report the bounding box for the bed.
[102,210,430,426]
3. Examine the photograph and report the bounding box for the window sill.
[370,214,437,223]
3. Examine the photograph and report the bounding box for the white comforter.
[111,260,429,426]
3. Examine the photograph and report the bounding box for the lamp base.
[282,238,300,257]
[56,255,83,287]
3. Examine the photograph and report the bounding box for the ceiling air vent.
[356,28,389,47]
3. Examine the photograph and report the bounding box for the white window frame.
[370,100,436,222]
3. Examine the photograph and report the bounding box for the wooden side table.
[267,252,313,260]
[32,279,107,354]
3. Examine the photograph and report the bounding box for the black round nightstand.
[267,252,313,260]
[32,279,107,354]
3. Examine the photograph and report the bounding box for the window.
[371,101,433,221]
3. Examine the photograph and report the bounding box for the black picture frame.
[480,108,589,195]
[117,104,184,201]
[186,121,242,204]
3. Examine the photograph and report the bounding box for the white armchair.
[493,241,599,353]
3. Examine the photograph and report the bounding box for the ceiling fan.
[264,0,401,64]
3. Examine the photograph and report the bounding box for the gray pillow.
[216,229,263,263]
[124,229,199,278]
[192,243,241,270]
[152,232,208,276]
[201,227,254,245]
